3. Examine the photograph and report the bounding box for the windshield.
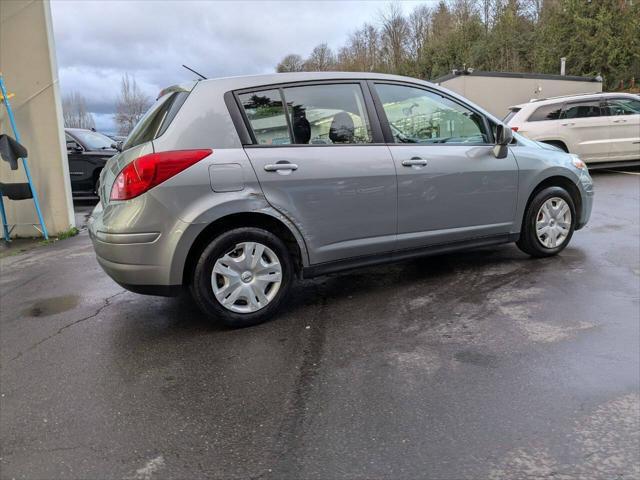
[71,130,115,150]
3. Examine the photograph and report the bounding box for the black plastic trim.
[585,159,640,170]
[116,282,183,297]
[302,233,519,278]
[224,90,253,145]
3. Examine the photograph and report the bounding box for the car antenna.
[182,64,207,80]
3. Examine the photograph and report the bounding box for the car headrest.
[329,112,354,144]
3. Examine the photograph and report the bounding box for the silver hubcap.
[212,242,282,313]
[536,197,572,248]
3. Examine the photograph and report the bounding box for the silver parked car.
[89,72,594,327]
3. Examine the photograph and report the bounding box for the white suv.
[505,93,640,165]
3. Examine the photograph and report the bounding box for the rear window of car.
[561,101,601,119]
[503,108,521,123]
[238,83,373,145]
[122,90,189,150]
[527,104,562,122]
[238,89,291,145]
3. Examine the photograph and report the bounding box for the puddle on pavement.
[23,295,80,318]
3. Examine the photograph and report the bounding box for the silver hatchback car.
[89,72,594,327]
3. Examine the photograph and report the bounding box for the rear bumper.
[88,199,205,295]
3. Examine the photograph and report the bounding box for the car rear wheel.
[516,186,576,257]
[190,227,293,327]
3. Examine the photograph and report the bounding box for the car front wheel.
[516,186,576,257]
[191,227,293,327]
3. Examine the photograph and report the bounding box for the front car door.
[603,96,640,161]
[238,82,397,265]
[371,82,519,249]
[65,133,89,193]
[558,99,610,162]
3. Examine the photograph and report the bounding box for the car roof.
[183,71,504,125]
[198,71,436,90]
[509,92,638,110]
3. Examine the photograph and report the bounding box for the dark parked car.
[65,128,117,196]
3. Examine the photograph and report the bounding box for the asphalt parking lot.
[1,170,638,480]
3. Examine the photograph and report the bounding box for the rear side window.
[503,108,520,123]
[283,84,372,144]
[561,101,601,119]
[527,104,562,122]
[238,89,290,145]
[123,91,189,150]
[238,83,373,145]
[606,97,640,116]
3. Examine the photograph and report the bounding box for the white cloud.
[51,0,433,133]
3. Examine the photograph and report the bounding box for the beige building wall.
[439,75,603,119]
[0,0,74,238]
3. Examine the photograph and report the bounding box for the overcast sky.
[51,0,434,133]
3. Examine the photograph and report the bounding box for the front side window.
[527,104,562,122]
[561,101,602,119]
[375,83,489,144]
[606,98,640,116]
[239,89,290,145]
[282,84,372,144]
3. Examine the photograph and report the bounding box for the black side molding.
[302,233,519,279]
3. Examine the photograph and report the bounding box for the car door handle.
[402,157,427,167]
[561,122,575,126]
[612,119,627,123]
[264,163,298,172]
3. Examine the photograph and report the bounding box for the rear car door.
[371,82,518,249]
[559,99,610,162]
[603,97,640,160]
[238,82,397,265]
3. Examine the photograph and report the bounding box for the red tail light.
[511,126,519,132]
[110,149,212,201]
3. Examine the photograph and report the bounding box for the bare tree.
[62,91,95,129]
[379,3,410,71]
[341,23,381,71]
[304,43,336,71]
[114,73,151,136]
[408,4,431,61]
[277,54,305,72]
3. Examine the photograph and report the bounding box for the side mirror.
[112,141,123,152]
[493,124,513,159]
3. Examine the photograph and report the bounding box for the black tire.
[516,186,576,257]
[190,227,294,328]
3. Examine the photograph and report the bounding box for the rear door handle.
[264,163,298,172]
[402,157,427,167]
[613,119,627,123]
[561,122,575,126]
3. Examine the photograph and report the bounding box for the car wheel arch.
[522,175,582,229]
[181,211,308,287]
[540,140,569,152]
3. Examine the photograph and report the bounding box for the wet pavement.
[1,170,638,479]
